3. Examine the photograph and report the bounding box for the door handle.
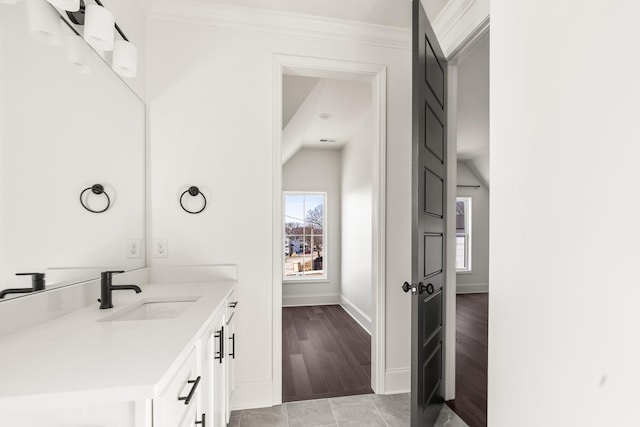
[418,283,434,295]
[401,282,417,295]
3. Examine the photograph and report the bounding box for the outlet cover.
[154,238,168,258]
[127,239,141,259]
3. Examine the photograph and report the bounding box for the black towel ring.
[80,184,111,213]
[180,186,207,214]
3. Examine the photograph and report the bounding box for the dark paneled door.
[410,0,448,425]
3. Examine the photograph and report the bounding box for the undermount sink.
[100,297,200,322]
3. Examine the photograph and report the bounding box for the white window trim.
[283,191,328,281]
[456,196,472,273]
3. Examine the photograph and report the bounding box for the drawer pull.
[229,333,236,359]
[178,376,201,405]
[196,413,206,427]
[228,301,238,308]
[214,327,224,363]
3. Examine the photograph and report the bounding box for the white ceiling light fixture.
[27,0,62,45]
[112,39,137,78]
[46,0,78,11]
[66,0,137,77]
[22,0,137,78]
[83,3,114,51]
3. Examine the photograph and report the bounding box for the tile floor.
[229,393,468,427]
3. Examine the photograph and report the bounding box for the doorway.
[445,28,490,427]
[271,55,387,405]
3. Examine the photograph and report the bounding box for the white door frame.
[271,54,387,404]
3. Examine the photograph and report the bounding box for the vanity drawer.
[226,290,238,323]
[154,346,200,427]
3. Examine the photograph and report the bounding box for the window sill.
[283,279,330,284]
[456,270,473,275]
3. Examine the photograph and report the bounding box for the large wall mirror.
[0,2,145,301]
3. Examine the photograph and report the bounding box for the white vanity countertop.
[0,280,235,413]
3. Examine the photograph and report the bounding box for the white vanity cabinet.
[201,290,238,427]
[158,294,238,427]
[0,279,238,427]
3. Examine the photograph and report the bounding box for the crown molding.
[433,0,489,58]
[149,0,410,50]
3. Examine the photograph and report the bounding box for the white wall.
[456,161,489,293]
[282,148,341,306]
[341,117,374,332]
[490,1,640,425]
[147,10,412,406]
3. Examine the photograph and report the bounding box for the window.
[283,192,326,280]
[456,197,472,272]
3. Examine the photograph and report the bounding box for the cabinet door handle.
[228,301,238,308]
[214,327,224,364]
[229,333,235,359]
[178,376,201,405]
[196,413,206,427]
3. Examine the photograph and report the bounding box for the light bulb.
[112,39,137,78]
[83,4,114,51]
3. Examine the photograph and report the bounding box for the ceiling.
[456,32,490,186]
[167,0,451,28]
[282,76,371,163]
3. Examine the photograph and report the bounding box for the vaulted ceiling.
[282,77,372,163]
[456,32,490,186]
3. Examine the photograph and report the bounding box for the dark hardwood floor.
[282,305,373,402]
[446,293,488,427]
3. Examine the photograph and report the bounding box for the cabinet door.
[203,311,226,427]
[154,346,201,427]
[177,401,197,427]
[212,314,226,427]
[225,312,236,423]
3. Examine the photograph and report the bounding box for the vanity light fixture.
[27,0,62,45]
[46,0,78,11]
[65,0,137,77]
[83,3,114,51]
[24,0,138,77]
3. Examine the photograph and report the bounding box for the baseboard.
[231,380,273,410]
[282,294,340,307]
[456,282,489,294]
[384,368,410,394]
[339,295,372,335]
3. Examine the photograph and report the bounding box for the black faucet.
[98,270,141,309]
[0,273,46,299]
